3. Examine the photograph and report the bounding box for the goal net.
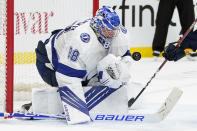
[0,0,98,113]
[0,0,13,113]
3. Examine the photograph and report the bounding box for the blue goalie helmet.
[90,6,120,49]
[96,6,120,30]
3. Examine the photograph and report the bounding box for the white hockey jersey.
[45,19,131,84]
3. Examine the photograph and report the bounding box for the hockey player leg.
[58,84,91,124]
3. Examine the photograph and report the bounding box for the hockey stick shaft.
[128,18,197,107]
[0,112,66,119]
[0,112,155,122]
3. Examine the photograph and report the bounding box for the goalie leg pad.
[32,86,91,124]
[83,85,128,115]
[32,87,64,115]
[32,85,128,123]
[58,86,91,124]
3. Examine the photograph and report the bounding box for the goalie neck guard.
[90,6,120,50]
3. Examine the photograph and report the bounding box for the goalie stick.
[92,87,182,123]
[0,113,66,119]
[128,18,197,108]
[0,87,182,123]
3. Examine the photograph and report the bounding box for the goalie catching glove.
[97,54,131,89]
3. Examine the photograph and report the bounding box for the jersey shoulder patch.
[80,33,90,43]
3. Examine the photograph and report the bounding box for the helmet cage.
[90,6,120,50]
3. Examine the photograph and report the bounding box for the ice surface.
[1,57,197,131]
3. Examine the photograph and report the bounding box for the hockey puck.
[132,52,141,61]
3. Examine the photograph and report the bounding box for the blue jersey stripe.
[57,63,86,79]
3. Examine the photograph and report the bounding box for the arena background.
[3,0,197,65]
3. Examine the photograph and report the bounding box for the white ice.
[1,57,197,131]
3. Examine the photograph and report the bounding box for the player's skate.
[17,102,34,120]
[186,52,197,61]
[153,51,161,61]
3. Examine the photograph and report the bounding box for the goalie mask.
[90,6,120,50]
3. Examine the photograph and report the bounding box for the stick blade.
[128,98,135,107]
[156,87,183,120]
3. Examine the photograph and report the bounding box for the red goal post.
[0,0,14,113]
[93,0,99,16]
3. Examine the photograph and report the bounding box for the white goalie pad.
[32,85,129,118]
[58,85,91,124]
[32,87,64,115]
[83,85,128,115]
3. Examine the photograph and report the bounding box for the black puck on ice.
[132,52,141,61]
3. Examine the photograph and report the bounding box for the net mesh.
[0,0,50,112]
[0,0,7,112]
